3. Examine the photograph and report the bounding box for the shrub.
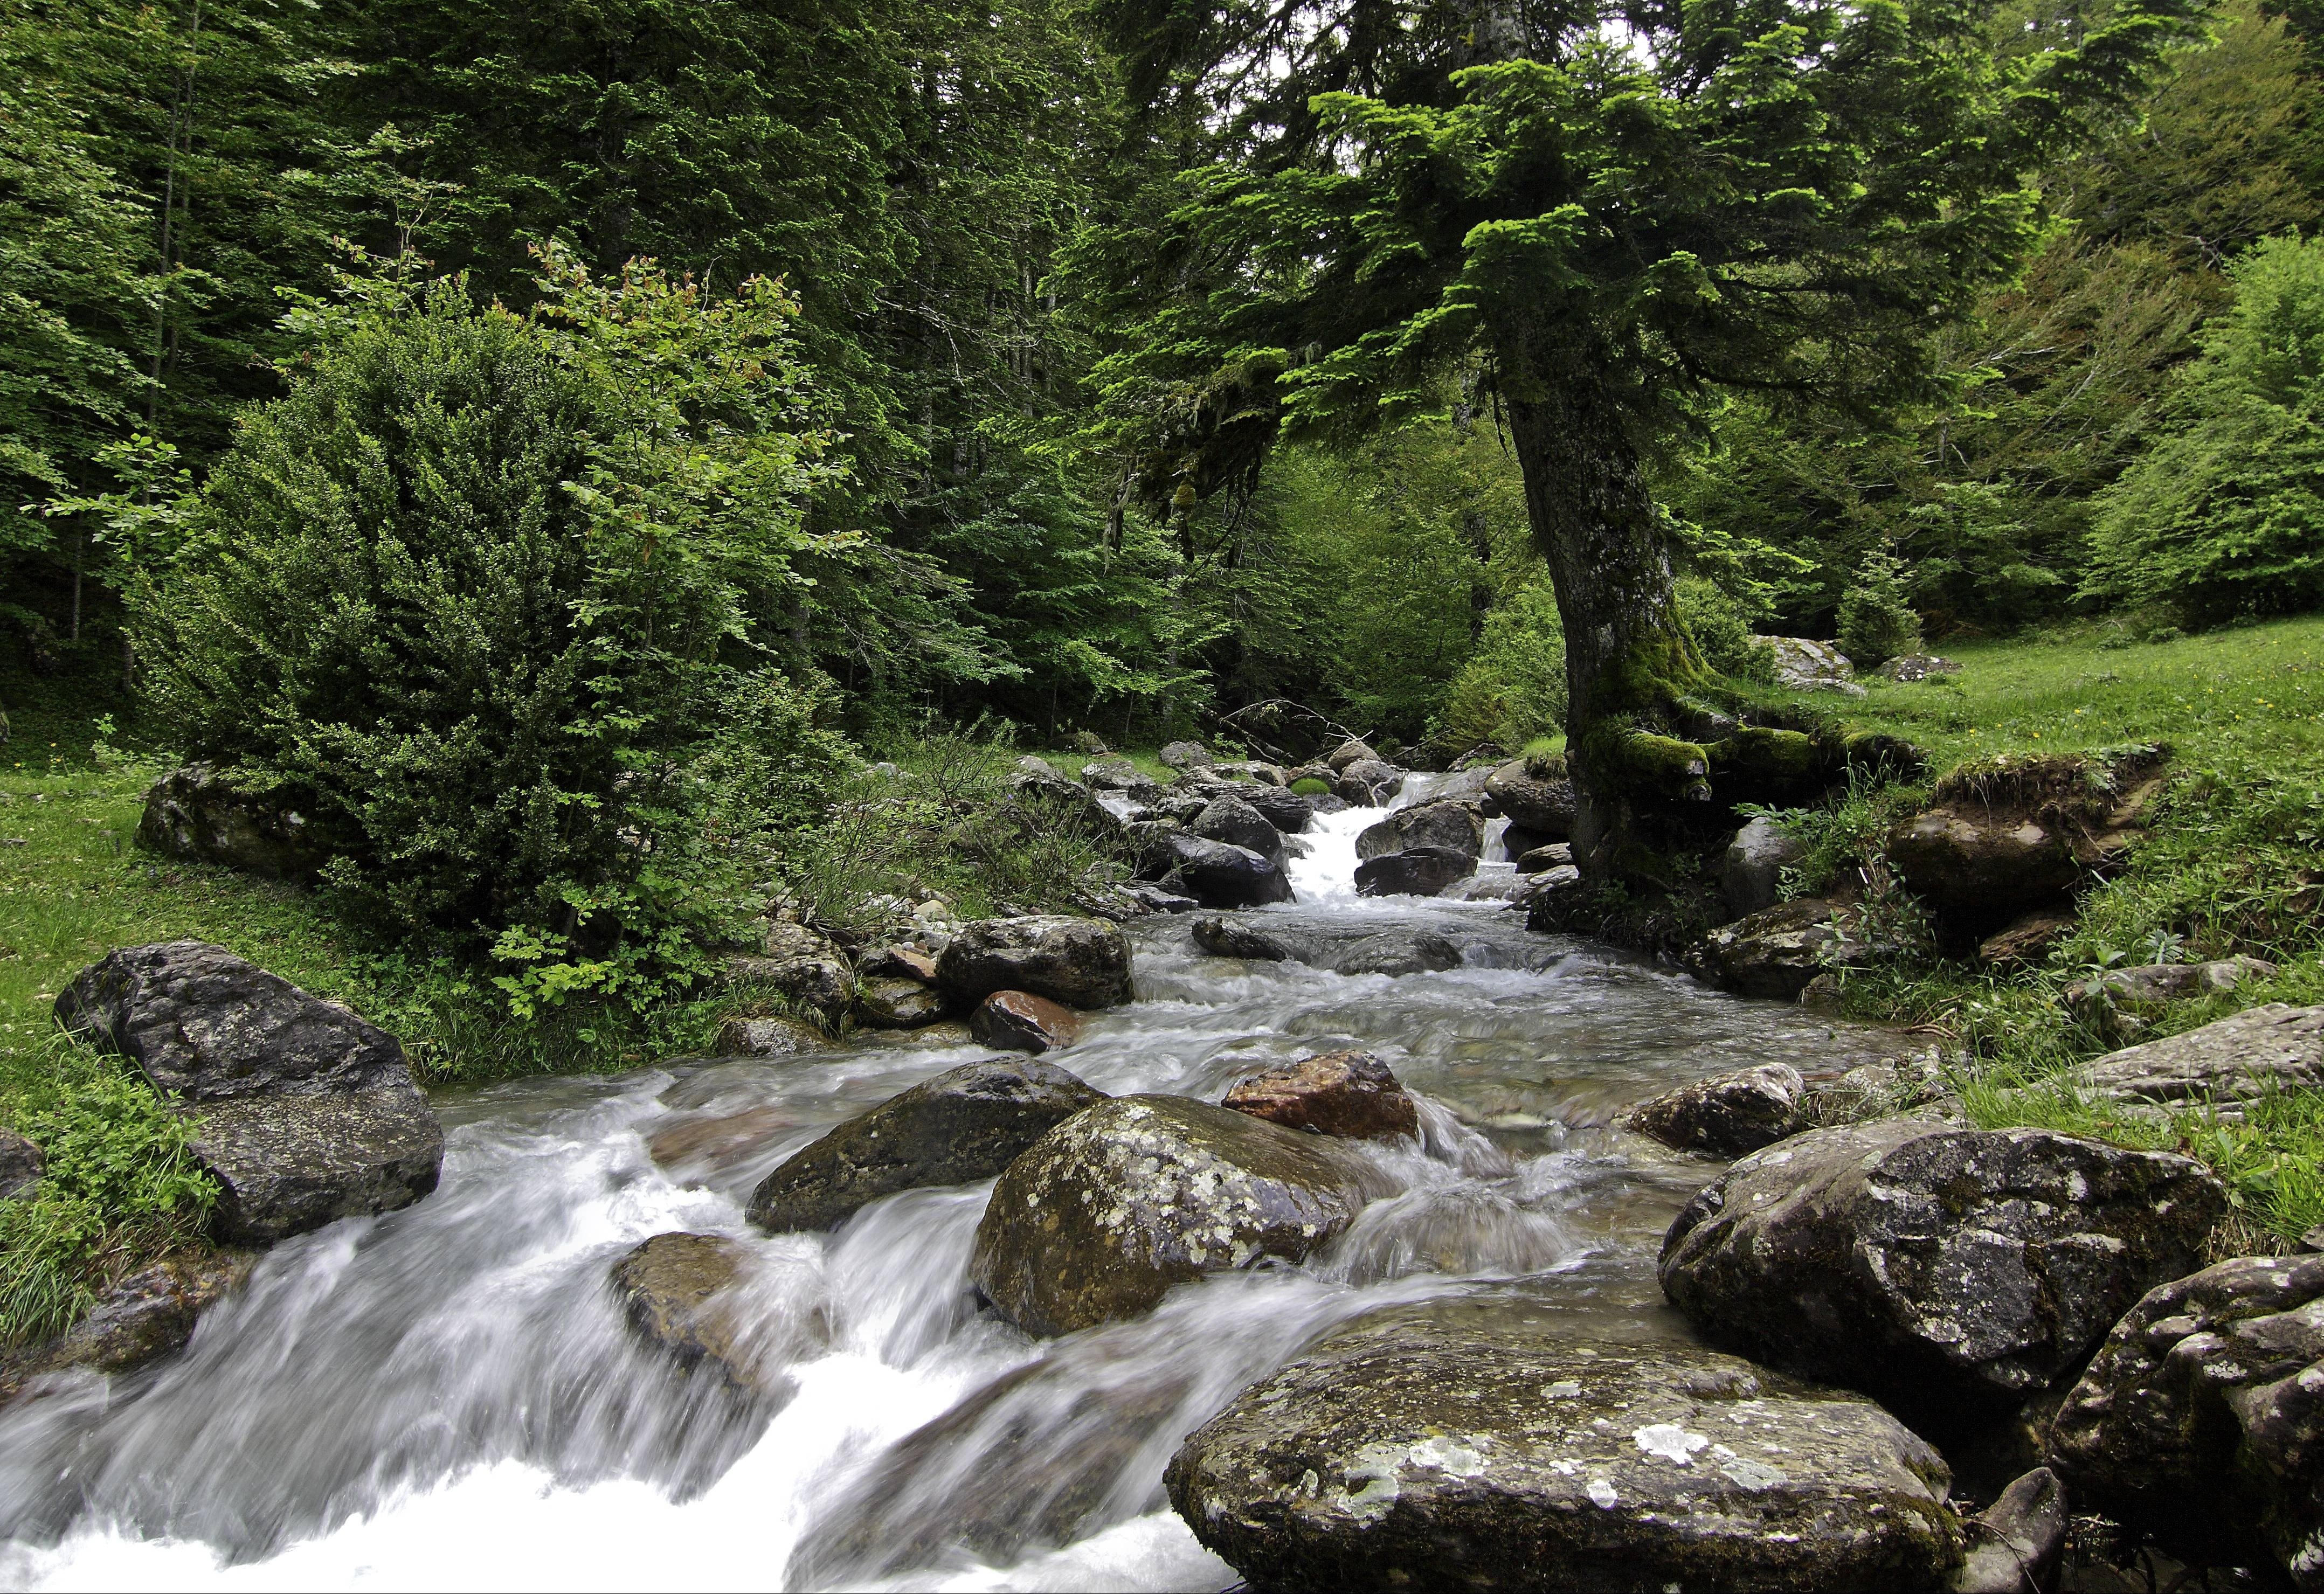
[1676,576,1775,682]
[2084,231,2324,625]
[136,248,850,997]
[1432,578,1567,753]
[1836,547,1924,667]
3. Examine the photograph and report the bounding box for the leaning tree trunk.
[1504,377,1715,884]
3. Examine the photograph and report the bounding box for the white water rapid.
[0,781,1908,1592]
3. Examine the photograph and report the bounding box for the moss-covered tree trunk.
[1505,371,1715,883]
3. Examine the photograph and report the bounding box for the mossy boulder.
[969,1094,1377,1336]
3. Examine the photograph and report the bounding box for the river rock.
[1325,739,1379,773]
[746,1058,1105,1233]
[715,1014,827,1055]
[1977,911,2074,971]
[1627,1063,1805,1158]
[933,914,1133,1009]
[2071,1002,2324,1106]
[725,921,856,1026]
[1331,929,1461,976]
[1191,916,1312,963]
[0,1249,260,1402]
[860,942,940,982]
[1484,761,1576,837]
[2064,957,2279,1037]
[2047,1252,2324,1585]
[969,1094,1373,1336]
[1159,740,1212,770]
[0,1128,41,1200]
[646,1105,798,1179]
[1682,899,1885,1001]
[136,764,338,879]
[970,990,1084,1054]
[1165,833,1295,907]
[56,941,444,1244]
[1125,882,1201,914]
[1721,817,1804,920]
[854,977,947,1029]
[1335,758,1405,806]
[1513,841,1573,874]
[1242,785,1314,833]
[1659,1118,2226,1434]
[1223,1051,1417,1140]
[608,1231,799,1399]
[1886,808,2081,924]
[1353,845,1474,898]
[1165,1319,1962,1594]
[1192,795,1285,864]
[1354,801,1483,863]
[1952,1467,2068,1594]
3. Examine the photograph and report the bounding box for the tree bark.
[1504,376,1712,882]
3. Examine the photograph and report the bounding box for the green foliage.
[1434,579,1567,755]
[1676,577,1775,684]
[136,252,847,993]
[1837,548,1927,668]
[1288,777,1330,795]
[2084,231,2324,622]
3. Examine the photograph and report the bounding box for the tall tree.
[1092,0,2207,879]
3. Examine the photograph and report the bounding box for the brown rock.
[0,1249,259,1402]
[1223,1051,1420,1141]
[1977,911,2074,971]
[646,1105,799,1177]
[969,990,1084,1055]
[608,1231,811,1399]
[1627,1063,1804,1157]
[859,944,939,982]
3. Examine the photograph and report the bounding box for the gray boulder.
[715,1014,828,1055]
[970,1094,1374,1336]
[1886,807,2082,921]
[56,941,442,1244]
[1757,635,1864,695]
[1192,795,1285,864]
[1880,653,1962,683]
[746,1058,1104,1233]
[1683,899,1888,1001]
[2072,1002,2324,1106]
[1165,833,1295,907]
[1721,817,1805,920]
[1331,928,1461,976]
[1241,785,1315,834]
[1166,1319,1962,1594]
[136,764,338,879]
[1353,845,1474,898]
[1661,1118,2226,1433]
[2063,957,2279,1039]
[854,977,947,1029]
[1950,1468,2068,1594]
[1159,740,1212,770]
[0,1249,259,1402]
[1324,739,1378,772]
[933,914,1135,1009]
[724,920,855,1026]
[1627,1063,1804,1158]
[1354,801,1484,863]
[1513,841,1573,874]
[1191,916,1315,964]
[1081,757,1161,799]
[2048,1252,2323,1586]
[1334,757,1405,806]
[0,1127,42,1200]
[1483,761,1576,837]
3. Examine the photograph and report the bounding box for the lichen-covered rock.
[1682,899,1885,1001]
[854,976,946,1029]
[1353,845,1474,898]
[970,990,1084,1055]
[1660,1119,2226,1434]
[1223,1052,1419,1141]
[1334,758,1405,807]
[608,1231,810,1399]
[1355,802,1484,863]
[1483,761,1576,837]
[1756,635,1865,696]
[0,1249,259,1402]
[2048,1252,2324,1588]
[1164,833,1295,908]
[1191,795,1285,865]
[969,1094,1374,1336]
[0,1127,42,1200]
[1721,817,1805,921]
[136,765,340,879]
[715,1014,828,1055]
[747,1058,1104,1234]
[1165,1320,1962,1594]
[933,914,1134,1010]
[2071,1002,2324,1106]
[1950,1468,2067,1594]
[1627,1064,1804,1158]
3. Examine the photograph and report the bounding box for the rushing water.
[0,782,1915,1592]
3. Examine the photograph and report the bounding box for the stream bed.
[0,794,1916,1591]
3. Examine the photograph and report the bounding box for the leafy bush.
[1432,578,1567,753]
[1835,547,1925,667]
[1676,576,1774,682]
[136,248,850,999]
[2084,231,2324,625]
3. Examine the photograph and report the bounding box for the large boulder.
[1334,758,1405,806]
[1682,899,1885,1000]
[1756,635,1865,696]
[0,1249,259,1402]
[2048,1252,2324,1586]
[1192,916,1318,964]
[2063,957,2279,1039]
[1483,761,1576,837]
[933,914,1134,1010]
[1191,795,1285,865]
[1627,1064,1805,1158]
[1159,739,1212,771]
[1721,817,1805,921]
[1223,1051,1418,1141]
[1886,809,2083,923]
[747,1058,1102,1233]
[1166,1319,1962,1594]
[1354,801,1484,863]
[969,1094,1374,1336]
[2070,1002,2324,1107]
[56,941,443,1245]
[1353,845,1475,898]
[1324,739,1379,773]
[854,976,947,1029]
[1165,833,1295,907]
[608,1231,808,1399]
[1660,1118,2226,1434]
[136,765,338,879]
[1242,785,1315,834]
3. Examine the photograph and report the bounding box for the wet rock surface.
[1353,845,1475,898]
[608,1232,803,1400]
[1627,1064,1804,1158]
[970,1094,1375,1336]
[1222,1051,1419,1141]
[1683,899,1886,1000]
[933,914,1135,1010]
[192,1089,446,1245]
[1659,1118,2226,1434]
[746,1058,1104,1234]
[1354,801,1483,863]
[969,989,1084,1054]
[1483,761,1576,837]
[0,1250,259,1402]
[2048,1251,2324,1585]
[1329,928,1461,976]
[136,765,338,879]
[1191,795,1285,865]
[1166,1318,1962,1594]
[1162,833,1296,907]
[854,977,947,1029]
[1242,785,1315,834]
[1334,758,1404,806]
[2070,1001,2324,1105]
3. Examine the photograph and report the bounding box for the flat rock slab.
[970,1094,1376,1336]
[746,1058,1104,1233]
[193,1088,445,1245]
[1660,1119,2224,1435]
[2073,1002,2324,1105]
[1166,1322,1961,1594]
